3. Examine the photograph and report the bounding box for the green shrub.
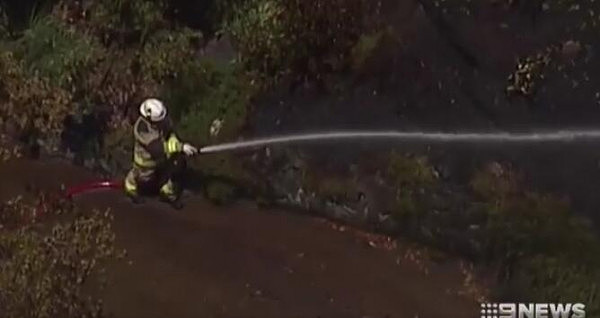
[351,31,385,70]
[466,163,600,312]
[74,27,198,124]
[514,255,600,314]
[172,59,251,146]
[139,28,201,83]
[160,59,207,122]
[0,196,123,318]
[194,153,253,205]
[466,163,586,259]
[86,0,167,44]
[349,28,396,74]
[225,0,285,85]
[469,162,520,212]
[300,169,359,203]
[204,180,238,205]
[0,51,73,146]
[226,0,382,87]
[384,159,600,313]
[14,15,104,88]
[313,178,357,203]
[78,18,198,120]
[388,152,437,190]
[387,152,438,229]
[480,193,571,259]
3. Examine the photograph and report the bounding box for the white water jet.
[199,130,600,154]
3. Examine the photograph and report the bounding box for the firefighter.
[124,98,198,209]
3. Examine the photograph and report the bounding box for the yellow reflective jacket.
[133,116,183,168]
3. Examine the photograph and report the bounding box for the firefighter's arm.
[165,132,198,156]
[160,118,198,156]
[164,133,183,155]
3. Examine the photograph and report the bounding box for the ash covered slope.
[248,0,600,223]
[0,159,483,318]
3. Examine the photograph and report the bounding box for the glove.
[182,143,198,156]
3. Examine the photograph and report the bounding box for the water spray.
[48,129,600,207]
[199,129,600,154]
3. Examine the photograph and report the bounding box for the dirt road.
[0,159,482,318]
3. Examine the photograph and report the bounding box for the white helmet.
[139,98,167,122]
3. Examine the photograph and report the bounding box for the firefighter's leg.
[125,167,139,196]
[125,165,155,203]
[124,166,143,203]
[159,179,176,200]
[159,178,183,209]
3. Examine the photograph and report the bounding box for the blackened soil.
[0,159,482,318]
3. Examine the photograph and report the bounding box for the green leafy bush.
[388,152,437,189]
[194,153,254,205]
[204,179,238,205]
[173,59,251,145]
[226,0,382,87]
[390,160,600,314]
[14,15,104,88]
[139,28,201,83]
[85,0,167,44]
[161,58,254,204]
[514,255,599,313]
[0,51,73,146]
[225,0,285,85]
[469,162,520,204]
[466,163,586,260]
[300,166,361,203]
[388,152,438,229]
[376,156,600,313]
[350,30,386,72]
[0,196,123,318]
[484,188,600,314]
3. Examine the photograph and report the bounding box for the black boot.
[169,199,184,210]
[126,191,144,204]
[128,195,144,204]
[160,194,183,210]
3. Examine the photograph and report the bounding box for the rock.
[542,3,550,11]
[561,40,582,60]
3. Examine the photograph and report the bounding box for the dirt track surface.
[0,159,481,318]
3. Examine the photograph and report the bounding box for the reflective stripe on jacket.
[164,133,183,157]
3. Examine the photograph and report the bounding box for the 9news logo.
[480,303,586,318]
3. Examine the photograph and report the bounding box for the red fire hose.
[29,180,123,223]
[28,154,186,222]
[64,180,123,199]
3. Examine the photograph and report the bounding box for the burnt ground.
[250,0,600,224]
[0,159,486,318]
